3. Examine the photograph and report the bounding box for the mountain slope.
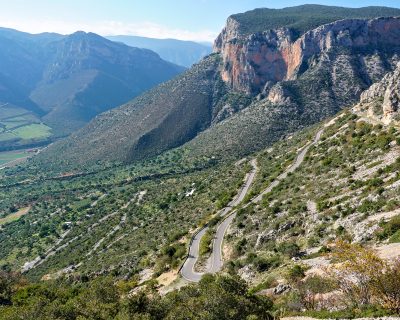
[1,62,400,314]
[107,35,212,67]
[38,6,400,169]
[39,54,224,167]
[32,32,185,134]
[0,28,184,145]
[354,62,400,125]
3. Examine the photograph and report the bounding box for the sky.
[0,0,399,42]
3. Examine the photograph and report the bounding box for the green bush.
[286,264,306,283]
[377,215,400,241]
[277,242,300,258]
[199,229,213,256]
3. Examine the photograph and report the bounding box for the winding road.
[180,129,324,282]
[180,159,258,282]
[253,129,324,203]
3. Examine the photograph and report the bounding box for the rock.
[238,265,256,282]
[273,283,291,295]
[278,221,295,232]
[214,17,400,95]
[354,62,400,125]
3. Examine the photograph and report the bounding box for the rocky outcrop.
[354,63,400,125]
[214,17,400,95]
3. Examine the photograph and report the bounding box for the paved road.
[180,159,258,282]
[209,159,257,273]
[181,129,323,282]
[253,129,323,203]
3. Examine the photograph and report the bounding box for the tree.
[0,271,26,305]
[331,241,400,313]
[331,241,385,306]
[373,259,400,314]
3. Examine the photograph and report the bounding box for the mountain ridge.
[0,28,184,147]
[106,35,212,67]
[37,6,400,169]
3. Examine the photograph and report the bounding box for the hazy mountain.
[106,35,212,67]
[0,28,184,147]
[31,31,185,134]
[39,5,400,168]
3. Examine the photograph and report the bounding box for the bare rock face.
[354,63,400,125]
[214,17,400,95]
[266,83,291,105]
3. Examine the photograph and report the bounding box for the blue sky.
[0,0,399,42]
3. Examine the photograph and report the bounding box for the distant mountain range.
[0,28,185,149]
[39,5,400,169]
[106,35,212,67]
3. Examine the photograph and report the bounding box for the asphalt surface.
[253,129,323,203]
[209,159,258,273]
[180,129,323,282]
[180,159,258,282]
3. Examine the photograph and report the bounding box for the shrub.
[277,242,300,258]
[296,275,337,310]
[376,215,400,241]
[331,241,400,313]
[373,260,400,313]
[286,264,306,283]
[199,230,213,256]
[253,255,282,272]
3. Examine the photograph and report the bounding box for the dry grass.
[0,206,30,225]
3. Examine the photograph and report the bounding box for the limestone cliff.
[354,63,400,125]
[214,17,400,95]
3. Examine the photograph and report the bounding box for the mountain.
[38,55,223,167]
[106,35,212,67]
[39,5,400,169]
[3,6,400,318]
[1,58,400,318]
[354,62,400,126]
[31,31,185,134]
[0,28,184,148]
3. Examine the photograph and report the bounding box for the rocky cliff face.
[354,63,400,125]
[214,17,400,95]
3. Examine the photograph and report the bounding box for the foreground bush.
[0,273,273,320]
[332,241,400,314]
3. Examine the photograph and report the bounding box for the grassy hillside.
[0,145,249,281]
[1,106,400,317]
[218,110,400,317]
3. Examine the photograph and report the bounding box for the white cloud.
[0,18,218,42]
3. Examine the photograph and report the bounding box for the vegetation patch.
[0,206,30,225]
